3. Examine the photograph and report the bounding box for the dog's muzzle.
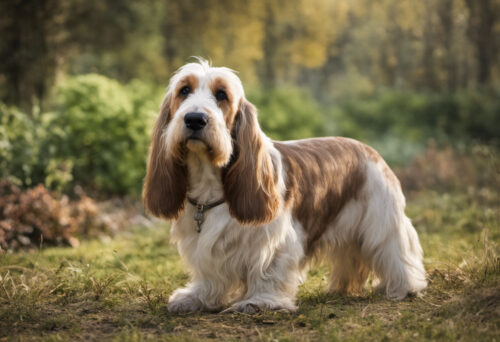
[184,112,208,131]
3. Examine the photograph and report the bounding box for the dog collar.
[187,197,225,233]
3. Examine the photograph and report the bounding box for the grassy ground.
[1,189,499,341]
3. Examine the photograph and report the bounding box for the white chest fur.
[167,151,304,311]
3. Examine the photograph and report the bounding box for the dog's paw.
[223,302,262,314]
[167,291,204,314]
[223,299,296,314]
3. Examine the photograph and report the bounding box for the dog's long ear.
[222,99,280,225]
[143,93,187,219]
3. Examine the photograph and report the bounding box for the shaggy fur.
[143,59,427,313]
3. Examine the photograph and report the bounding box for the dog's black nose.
[184,112,208,131]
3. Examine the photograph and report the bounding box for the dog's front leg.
[167,282,206,313]
[224,273,300,314]
[224,250,302,314]
[168,278,226,313]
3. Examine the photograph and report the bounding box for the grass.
[1,189,499,341]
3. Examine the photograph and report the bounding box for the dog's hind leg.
[369,215,428,299]
[327,245,371,295]
[358,161,427,299]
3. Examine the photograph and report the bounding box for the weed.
[139,281,167,316]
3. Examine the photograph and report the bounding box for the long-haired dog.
[143,59,427,313]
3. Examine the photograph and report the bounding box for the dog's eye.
[179,86,190,96]
[215,90,227,101]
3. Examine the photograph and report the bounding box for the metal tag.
[194,205,204,233]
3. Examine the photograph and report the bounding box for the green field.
[1,189,498,341]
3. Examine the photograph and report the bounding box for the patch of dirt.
[450,285,500,323]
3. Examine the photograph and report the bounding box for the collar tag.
[187,197,225,233]
[194,205,204,233]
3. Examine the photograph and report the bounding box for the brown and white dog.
[143,59,427,313]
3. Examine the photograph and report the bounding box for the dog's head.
[143,59,279,225]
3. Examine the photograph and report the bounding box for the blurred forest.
[0,0,499,247]
[1,0,499,107]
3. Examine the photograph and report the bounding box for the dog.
[143,59,427,313]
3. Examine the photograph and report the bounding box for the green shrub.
[41,75,162,195]
[327,88,500,164]
[0,104,42,186]
[2,77,498,196]
[248,87,324,141]
[330,89,500,144]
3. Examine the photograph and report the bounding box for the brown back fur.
[274,138,367,254]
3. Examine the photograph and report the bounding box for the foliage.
[249,87,325,140]
[0,0,166,112]
[0,103,77,191]
[329,89,500,144]
[1,0,499,110]
[0,103,41,187]
[41,75,162,195]
[0,75,162,196]
[2,80,499,196]
[327,88,500,164]
[0,188,498,340]
[2,73,499,196]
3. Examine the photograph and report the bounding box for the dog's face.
[143,61,280,224]
[164,62,245,167]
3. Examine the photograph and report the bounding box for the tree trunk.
[465,0,496,85]
[438,0,457,91]
[260,1,277,88]
[0,0,64,114]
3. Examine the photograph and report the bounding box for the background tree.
[0,0,66,114]
[464,0,498,85]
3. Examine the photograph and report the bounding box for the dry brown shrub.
[0,180,108,251]
[396,142,499,194]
